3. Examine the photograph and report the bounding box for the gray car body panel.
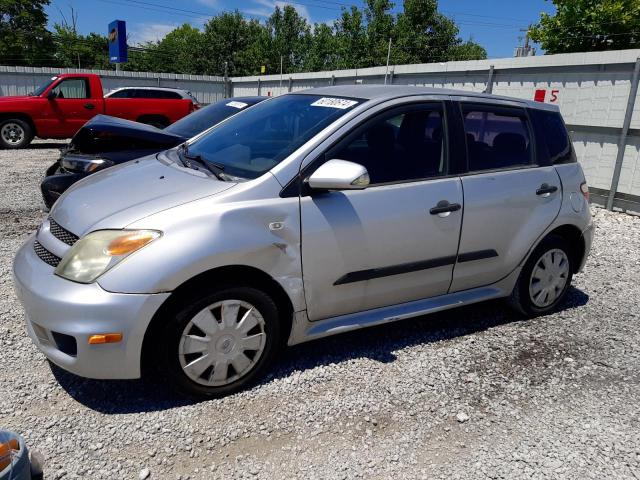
[13,85,593,379]
[50,152,236,236]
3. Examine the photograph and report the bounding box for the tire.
[509,235,574,317]
[159,285,282,398]
[0,118,33,149]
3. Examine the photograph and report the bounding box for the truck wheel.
[159,285,282,398]
[509,235,573,317]
[0,118,33,149]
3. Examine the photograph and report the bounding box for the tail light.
[580,181,589,202]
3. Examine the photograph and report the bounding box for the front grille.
[34,241,61,267]
[49,217,79,246]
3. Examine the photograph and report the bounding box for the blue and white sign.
[108,20,127,63]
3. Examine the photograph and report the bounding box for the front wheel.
[160,286,282,398]
[509,235,574,317]
[0,118,33,149]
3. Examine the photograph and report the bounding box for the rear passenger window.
[532,110,573,164]
[462,106,533,172]
[108,90,131,98]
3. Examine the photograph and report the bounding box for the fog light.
[88,333,123,345]
[0,437,19,471]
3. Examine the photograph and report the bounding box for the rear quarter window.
[531,109,574,164]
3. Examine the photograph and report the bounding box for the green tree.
[363,0,396,66]
[155,24,206,74]
[394,0,485,64]
[529,0,640,53]
[0,0,53,66]
[203,12,265,76]
[52,25,110,69]
[305,23,339,72]
[263,6,312,74]
[334,6,368,69]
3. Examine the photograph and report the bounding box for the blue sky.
[45,0,556,59]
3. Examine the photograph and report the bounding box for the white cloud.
[196,0,218,6]
[130,23,179,44]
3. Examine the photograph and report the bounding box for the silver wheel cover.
[529,248,570,308]
[1,122,25,145]
[178,299,267,387]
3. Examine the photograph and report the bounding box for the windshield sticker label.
[226,101,248,109]
[311,97,358,109]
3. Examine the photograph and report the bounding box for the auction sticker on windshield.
[311,97,359,109]
[226,101,249,109]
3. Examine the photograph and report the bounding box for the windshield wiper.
[177,144,225,181]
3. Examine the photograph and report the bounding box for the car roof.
[221,96,266,103]
[290,85,559,111]
[109,86,189,92]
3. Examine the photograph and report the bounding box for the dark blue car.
[41,96,266,208]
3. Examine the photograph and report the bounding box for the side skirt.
[287,267,521,346]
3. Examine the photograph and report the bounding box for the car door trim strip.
[334,256,457,285]
[457,249,499,263]
[334,249,499,285]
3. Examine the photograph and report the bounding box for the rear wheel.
[160,285,281,398]
[509,235,573,317]
[0,118,33,149]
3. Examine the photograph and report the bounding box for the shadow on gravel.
[27,143,66,150]
[51,286,589,414]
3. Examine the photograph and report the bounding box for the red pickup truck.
[0,73,196,148]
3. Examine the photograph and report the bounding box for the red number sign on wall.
[534,89,559,103]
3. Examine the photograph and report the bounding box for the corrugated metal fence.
[2,49,640,212]
[0,66,226,104]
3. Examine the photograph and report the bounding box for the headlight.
[55,230,161,283]
[60,157,114,173]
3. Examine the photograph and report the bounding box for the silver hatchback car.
[13,86,594,397]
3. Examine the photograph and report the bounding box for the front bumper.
[13,235,170,379]
[40,164,87,209]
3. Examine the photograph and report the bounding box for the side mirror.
[307,159,370,191]
[46,90,56,100]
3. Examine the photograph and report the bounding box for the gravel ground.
[1,141,639,479]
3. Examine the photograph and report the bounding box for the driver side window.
[50,79,89,99]
[329,103,447,185]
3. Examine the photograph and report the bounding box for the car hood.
[71,114,185,152]
[0,95,37,105]
[50,152,236,236]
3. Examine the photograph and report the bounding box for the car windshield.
[184,94,362,179]
[165,98,264,139]
[31,77,58,96]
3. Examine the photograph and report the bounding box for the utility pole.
[279,55,283,91]
[223,61,229,98]
[384,38,392,85]
[514,25,536,57]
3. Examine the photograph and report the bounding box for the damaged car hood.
[50,152,236,235]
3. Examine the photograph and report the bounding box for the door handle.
[430,200,462,216]
[83,103,95,110]
[536,183,558,196]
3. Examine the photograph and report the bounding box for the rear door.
[300,100,464,321]
[449,100,562,292]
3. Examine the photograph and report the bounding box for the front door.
[450,102,563,292]
[300,101,464,321]
[45,78,100,137]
